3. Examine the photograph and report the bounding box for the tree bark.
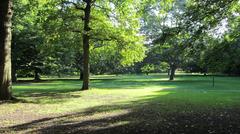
[82,0,91,90]
[0,0,13,100]
[34,68,41,81]
[12,65,17,82]
[80,71,83,80]
[169,65,176,81]
[57,72,61,78]
[79,66,83,80]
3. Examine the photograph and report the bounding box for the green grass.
[1,74,240,133]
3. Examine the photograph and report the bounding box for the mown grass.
[1,74,240,133]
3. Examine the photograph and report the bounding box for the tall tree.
[0,0,13,100]
[82,0,91,90]
[45,0,146,90]
[141,0,186,80]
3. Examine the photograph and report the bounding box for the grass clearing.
[1,74,240,133]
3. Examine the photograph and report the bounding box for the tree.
[81,0,91,90]
[184,0,240,75]
[141,0,186,80]
[141,64,155,75]
[12,0,49,81]
[0,0,13,100]
[44,0,147,90]
[201,38,240,75]
[154,41,185,80]
[140,0,239,79]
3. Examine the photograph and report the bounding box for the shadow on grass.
[12,84,83,104]
[2,89,240,134]
[11,77,121,104]
[15,78,118,84]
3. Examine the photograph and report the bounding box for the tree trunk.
[80,70,83,80]
[12,65,17,82]
[57,72,61,78]
[169,66,176,81]
[34,68,41,81]
[82,0,91,90]
[203,68,207,76]
[0,0,13,100]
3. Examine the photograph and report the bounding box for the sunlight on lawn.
[1,74,240,132]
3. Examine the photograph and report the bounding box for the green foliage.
[11,0,240,77]
[36,0,148,75]
[141,64,155,74]
[159,62,170,72]
[140,0,240,76]
[201,40,240,75]
[12,0,48,78]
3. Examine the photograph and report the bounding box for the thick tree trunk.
[0,0,13,100]
[82,0,91,90]
[169,66,176,81]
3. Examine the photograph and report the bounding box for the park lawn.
[0,74,240,134]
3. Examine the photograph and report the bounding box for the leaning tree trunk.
[82,0,91,90]
[0,0,13,100]
[169,65,176,81]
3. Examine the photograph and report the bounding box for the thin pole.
[212,75,215,87]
